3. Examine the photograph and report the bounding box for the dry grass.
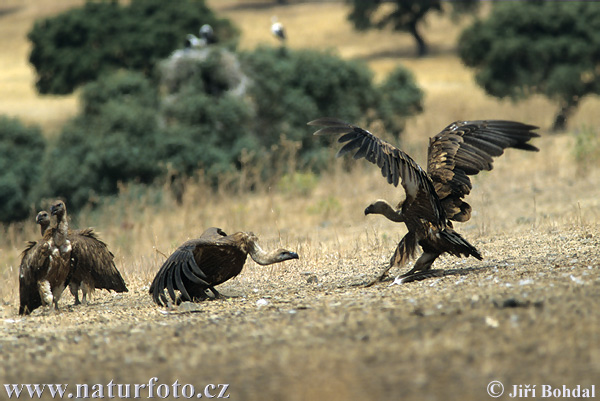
[0,2,599,400]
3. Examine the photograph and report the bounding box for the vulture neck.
[54,212,69,247]
[367,200,404,223]
[248,242,282,265]
[40,222,50,236]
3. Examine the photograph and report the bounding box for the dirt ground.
[1,2,600,400]
[1,225,599,401]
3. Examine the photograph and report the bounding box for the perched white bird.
[199,24,214,44]
[271,16,286,43]
[186,34,202,49]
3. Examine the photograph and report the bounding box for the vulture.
[18,200,128,315]
[18,211,52,315]
[149,227,299,306]
[19,200,72,314]
[309,118,539,283]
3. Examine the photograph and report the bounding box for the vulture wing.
[309,118,446,226]
[70,229,128,292]
[427,120,539,222]
[18,241,45,315]
[149,227,248,306]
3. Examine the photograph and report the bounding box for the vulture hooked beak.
[36,212,48,224]
[50,202,63,216]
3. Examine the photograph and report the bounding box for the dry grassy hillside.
[0,2,599,401]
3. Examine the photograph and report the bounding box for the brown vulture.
[309,118,539,283]
[149,227,299,306]
[18,211,53,315]
[19,200,72,315]
[18,200,128,315]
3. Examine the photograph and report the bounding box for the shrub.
[28,0,239,94]
[41,72,163,209]
[0,117,46,222]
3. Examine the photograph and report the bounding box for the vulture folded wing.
[18,241,44,315]
[70,229,128,293]
[309,118,446,226]
[427,120,539,222]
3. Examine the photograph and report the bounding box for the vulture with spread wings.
[149,227,299,306]
[309,118,539,283]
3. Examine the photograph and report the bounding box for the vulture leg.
[365,231,417,287]
[70,283,81,305]
[38,280,54,308]
[204,285,220,299]
[398,251,439,277]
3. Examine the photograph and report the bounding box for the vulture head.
[271,249,299,263]
[50,200,66,222]
[36,211,51,235]
[364,200,404,223]
[245,232,299,265]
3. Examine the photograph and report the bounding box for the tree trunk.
[408,22,427,57]
[551,97,579,132]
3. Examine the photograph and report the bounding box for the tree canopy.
[346,0,478,57]
[28,0,238,94]
[0,117,46,222]
[458,1,600,131]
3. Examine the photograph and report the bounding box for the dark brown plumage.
[19,201,73,315]
[309,118,539,282]
[68,228,128,305]
[18,211,52,315]
[19,200,128,315]
[149,227,299,306]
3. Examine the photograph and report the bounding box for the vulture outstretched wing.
[149,227,248,306]
[427,120,539,222]
[309,118,446,226]
[70,229,128,292]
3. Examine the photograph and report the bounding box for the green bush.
[240,46,422,169]
[41,72,163,209]
[573,125,600,175]
[0,117,46,222]
[40,46,423,211]
[376,67,424,139]
[458,1,600,130]
[28,0,239,94]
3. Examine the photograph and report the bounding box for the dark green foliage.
[376,67,424,139]
[458,2,600,130]
[0,117,46,222]
[242,47,376,168]
[28,0,238,94]
[159,48,256,178]
[241,47,422,168]
[38,45,422,211]
[41,71,163,209]
[346,0,478,56]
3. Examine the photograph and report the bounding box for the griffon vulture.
[19,200,72,315]
[18,211,52,315]
[149,227,299,306]
[309,118,539,283]
[18,200,128,315]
